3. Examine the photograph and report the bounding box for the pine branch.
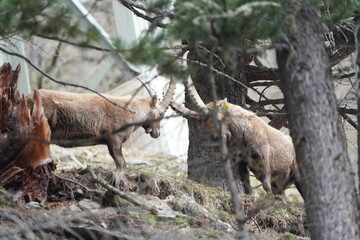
[243,65,280,82]
[116,0,179,28]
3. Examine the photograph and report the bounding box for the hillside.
[1,145,308,240]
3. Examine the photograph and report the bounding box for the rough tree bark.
[186,46,248,190]
[276,1,359,239]
[356,17,360,211]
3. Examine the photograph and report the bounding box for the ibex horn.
[137,78,157,99]
[159,77,176,110]
[171,101,202,120]
[184,78,209,115]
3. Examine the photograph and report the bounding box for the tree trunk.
[356,17,360,218]
[186,47,247,190]
[276,1,359,239]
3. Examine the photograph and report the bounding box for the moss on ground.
[138,213,160,227]
[47,144,307,239]
[0,187,11,207]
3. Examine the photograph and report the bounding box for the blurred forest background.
[0,0,359,239]
[18,0,359,174]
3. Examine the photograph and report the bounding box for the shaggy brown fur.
[26,89,169,169]
[172,94,300,195]
[204,99,299,194]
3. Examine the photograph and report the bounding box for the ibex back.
[26,80,176,169]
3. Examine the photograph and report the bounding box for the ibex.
[172,80,300,195]
[26,79,176,169]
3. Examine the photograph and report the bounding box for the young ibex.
[172,80,300,195]
[26,79,176,169]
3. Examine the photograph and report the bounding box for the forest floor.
[0,145,309,240]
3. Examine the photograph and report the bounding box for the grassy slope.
[0,145,308,240]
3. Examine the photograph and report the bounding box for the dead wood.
[87,168,159,215]
[0,62,53,204]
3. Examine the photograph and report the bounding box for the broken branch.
[87,168,159,215]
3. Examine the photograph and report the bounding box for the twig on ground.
[53,172,101,194]
[87,167,159,215]
[251,217,263,233]
[0,207,124,238]
[149,224,187,240]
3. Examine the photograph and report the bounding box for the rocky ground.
[0,145,308,240]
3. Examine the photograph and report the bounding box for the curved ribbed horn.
[137,78,157,98]
[159,78,176,110]
[171,101,202,120]
[184,78,209,114]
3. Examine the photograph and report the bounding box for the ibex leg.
[107,135,126,169]
[238,161,252,194]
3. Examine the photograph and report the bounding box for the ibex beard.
[26,80,175,169]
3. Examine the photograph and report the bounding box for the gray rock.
[167,194,210,218]
[25,201,44,209]
[78,199,102,210]
[69,203,82,212]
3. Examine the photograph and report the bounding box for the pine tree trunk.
[186,48,247,190]
[276,1,359,239]
[356,21,360,205]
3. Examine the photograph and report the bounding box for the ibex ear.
[150,95,158,108]
[222,98,228,105]
[220,98,229,113]
[217,98,227,106]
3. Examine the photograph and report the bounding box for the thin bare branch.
[249,81,278,87]
[178,56,281,111]
[37,41,62,89]
[205,44,248,238]
[340,110,358,130]
[333,72,356,80]
[258,98,284,105]
[328,18,360,67]
[35,34,112,52]
[116,0,178,28]
[339,107,357,115]
[243,65,280,82]
[0,46,134,113]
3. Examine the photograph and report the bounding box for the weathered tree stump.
[0,62,53,204]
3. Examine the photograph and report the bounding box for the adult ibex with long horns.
[172,80,300,195]
[26,79,176,169]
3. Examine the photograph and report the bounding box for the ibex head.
[171,78,232,141]
[199,98,233,141]
[141,78,177,138]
